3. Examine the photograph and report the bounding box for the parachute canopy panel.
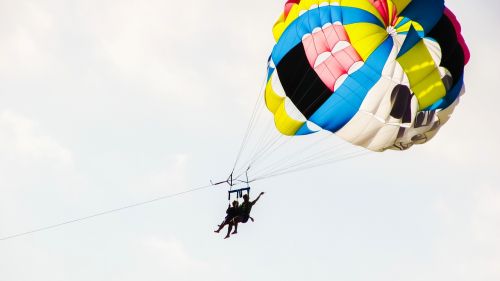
[266,0,469,152]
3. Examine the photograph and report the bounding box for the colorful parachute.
[265,0,470,151]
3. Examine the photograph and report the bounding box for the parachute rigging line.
[0,184,214,242]
[231,35,330,180]
[231,69,269,174]
[1,150,369,243]
[254,150,371,181]
[229,28,371,182]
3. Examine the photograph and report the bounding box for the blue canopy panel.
[399,0,445,34]
[308,37,394,132]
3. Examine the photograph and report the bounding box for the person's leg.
[214,221,227,233]
[225,222,233,239]
[228,217,241,235]
[215,217,230,233]
[234,216,249,234]
[232,221,238,234]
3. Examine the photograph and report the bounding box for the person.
[214,200,239,235]
[225,192,265,239]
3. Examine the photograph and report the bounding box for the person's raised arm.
[252,192,265,204]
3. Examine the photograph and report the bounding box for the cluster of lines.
[0,59,374,244]
[230,58,372,185]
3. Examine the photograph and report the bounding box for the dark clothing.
[225,206,239,221]
[238,201,255,223]
[240,215,250,223]
[239,201,254,215]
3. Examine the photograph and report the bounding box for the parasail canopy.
[265,0,470,151]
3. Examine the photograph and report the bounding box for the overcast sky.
[1,1,499,281]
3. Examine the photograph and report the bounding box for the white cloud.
[0,110,74,170]
[0,110,79,232]
[0,1,56,75]
[61,0,277,110]
[124,236,229,281]
[76,0,221,105]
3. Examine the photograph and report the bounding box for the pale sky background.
[1,1,499,280]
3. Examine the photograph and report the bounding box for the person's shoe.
[231,231,238,235]
[224,235,230,239]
